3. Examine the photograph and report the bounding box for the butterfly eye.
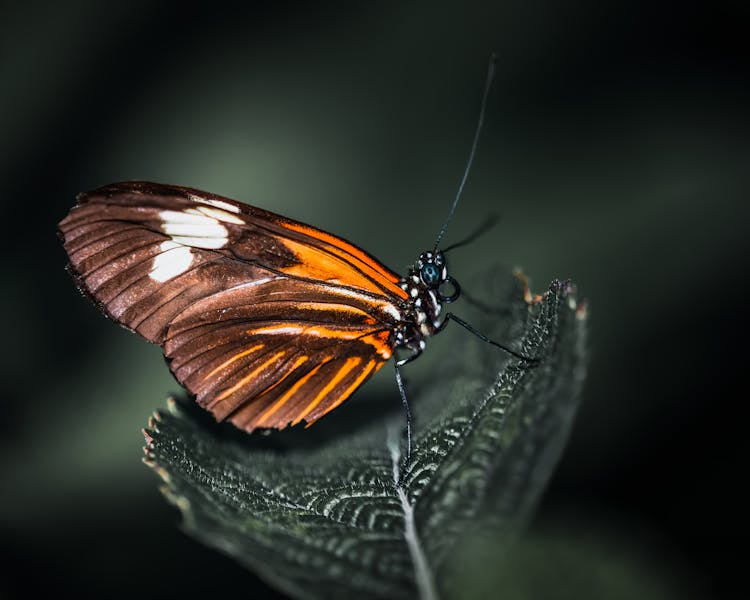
[420,263,441,287]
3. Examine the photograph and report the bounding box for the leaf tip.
[166,396,179,414]
[142,427,154,447]
[513,268,544,305]
[159,484,191,514]
[575,299,588,321]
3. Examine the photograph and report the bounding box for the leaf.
[143,270,587,599]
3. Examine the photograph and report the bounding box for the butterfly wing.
[164,279,393,430]
[59,181,407,430]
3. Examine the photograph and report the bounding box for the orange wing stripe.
[292,356,361,425]
[255,360,323,427]
[282,222,408,300]
[307,359,379,425]
[281,238,386,298]
[205,344,265,379]
[361,330,392,360]
[249,324,393,359]
[212,351,285,405]
[249,324,364,338]
[295,301,377,324]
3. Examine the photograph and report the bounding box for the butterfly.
[58,56,532,459]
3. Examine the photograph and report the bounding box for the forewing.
[59,181,405,343]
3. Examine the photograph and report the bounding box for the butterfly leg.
[394,348,423,466]
[443,313,538,363]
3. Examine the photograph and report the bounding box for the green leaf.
[143,270,587,599]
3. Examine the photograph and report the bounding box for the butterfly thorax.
[394,250,460,354]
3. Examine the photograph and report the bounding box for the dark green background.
[1,1,747,598]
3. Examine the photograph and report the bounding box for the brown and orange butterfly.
[58,57,531,458]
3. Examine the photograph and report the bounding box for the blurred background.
[1,1,747,598]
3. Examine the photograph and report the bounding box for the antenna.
[433,53,497,251]
[441,213,499,253]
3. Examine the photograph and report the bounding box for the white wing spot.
[159,209,212,224]
[188,193,242,214]
[194,205,244,224]
[150,241,193,282]
[159,209,229,249]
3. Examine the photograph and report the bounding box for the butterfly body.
[59,181,456,432]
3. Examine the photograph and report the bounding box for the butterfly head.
[415,250,460,304]
[397,251,461,350]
